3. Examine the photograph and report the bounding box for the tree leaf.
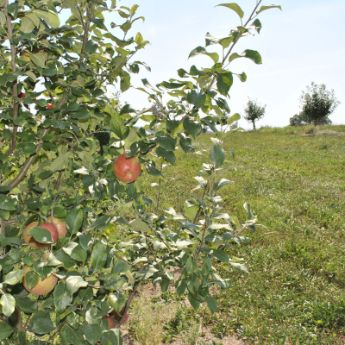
[256,5,282,15]
[4,270,23,285]
[90,241,108,270]
[28,311,55,335]
[0,293,16,317]
[65,275,88,295]
[206,296,218,313]
[243,49,262,64]
[0,195,17,211]
[66,208,84,234]
[217,3,244,19]
[0,321,13,341]
[33,10,60,28]
[210,144,225,168]
[30,227,53,243]
[216,72,233,96]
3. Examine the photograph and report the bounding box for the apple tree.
[0,0,280,343]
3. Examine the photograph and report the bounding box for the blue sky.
[119,0,345,128]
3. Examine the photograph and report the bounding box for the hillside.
[132,125,345,344]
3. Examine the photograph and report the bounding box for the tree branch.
[207,0,263,91]
[6,129,49,192]
[78,3,91,60]
[4,0,20,155]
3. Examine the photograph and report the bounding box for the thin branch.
[119,282,140,324]
[78,3,91,60]
[207,0,263,91]
[4,0,19,154]
[6,129,49,191]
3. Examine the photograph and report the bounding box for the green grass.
[139,125,345,344]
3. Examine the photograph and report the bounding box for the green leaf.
[33,10,60,28]
[30,227,53,243]
[187,91,206,108]
[28,311,55,335]
[0,195,17,211]
[188,46,219,63]
[228,113,241,124]
[24,271,39,290]
[100,329,122,345]
[217,3,244,19]
[256,5,282,14]
[0,321,13,341]
[252,18,262,33]
[243,49,262,64]
[157,135,176,151]
[188,294,200,310]
[66,208,84,234]
[216,72,233,96]
[81,324,102,344]
[66,276,88,295]
[183,117,202,138]
[20,16,36,33]
[90,241,108,270]
[60,324,84,345]
[30,51,48,68]
[4,270,23,285]
[210,144,225,168]
[53,282,73,312]
[15,296,37,314]
[0,293,16,317]
[156,147,176,164]
[206,296,218,313]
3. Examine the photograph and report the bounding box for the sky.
[118,0,345,129]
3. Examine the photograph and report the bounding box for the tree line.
[243,82,339,130]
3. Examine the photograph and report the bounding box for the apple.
[47,216,67,239]
[112,154,141,183]
[22,221,59,248]
[23,267,57,297]
[23,222,48,249]
[18,92,25,99]
[47,103,53,110]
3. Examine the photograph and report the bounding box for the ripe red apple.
[23,267,58,297]
[47,216,67,239]
[22,221,58,248]
[47,103,53,110]
[112,154,141,183]
[18,92,25,99]
[23,222,48,249]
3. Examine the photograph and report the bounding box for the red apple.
[47,217,67,239]
[47,103,53,110]
[23,222,59,248]
[18,92,25,99]
[23,222,48,249]
[23,267,58,297]
[112,154,141,183]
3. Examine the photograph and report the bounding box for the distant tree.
[244,99,266,130]
[289,113,305,126]
[300,82,339,125]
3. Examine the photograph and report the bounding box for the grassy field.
[130,125,345,344]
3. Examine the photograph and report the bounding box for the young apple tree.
[0,0,279,343]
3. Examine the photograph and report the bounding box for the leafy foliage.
[0,0,279,343]
[300,82,339,125]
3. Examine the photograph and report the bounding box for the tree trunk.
[252,120,256,131]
